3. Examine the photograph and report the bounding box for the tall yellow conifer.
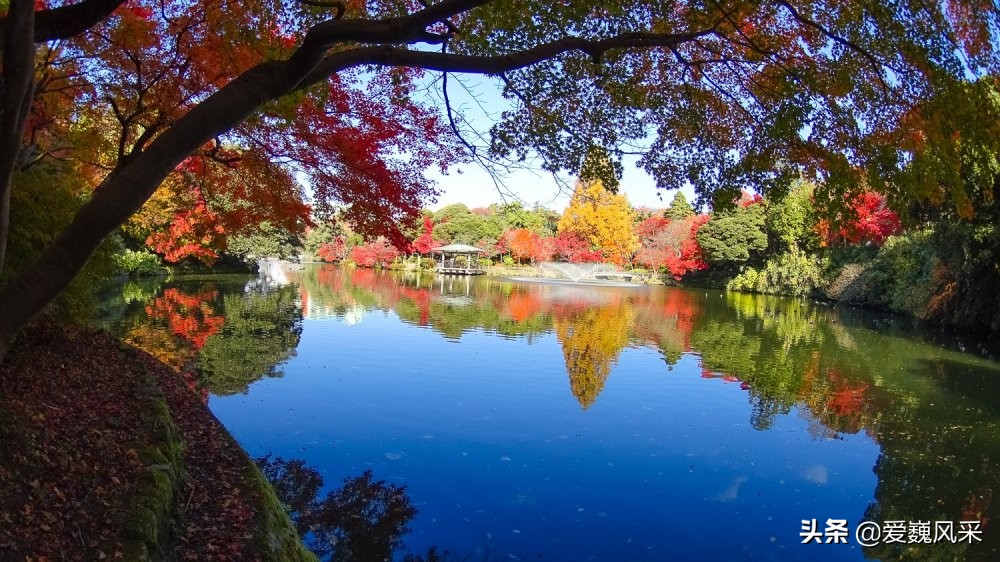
[557,178,639,265]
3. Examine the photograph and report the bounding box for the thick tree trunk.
[0,59,297,364]
[0,0,37,277]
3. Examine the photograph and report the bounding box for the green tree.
[3,159,119,320]
[664,192,695,221]
[765,180,820,254]
[697,201,768,265]
[303,221,344,260]
[432,212,501,246]
[431,203,472,225]
[226,221,302,262]
[197,283,303,395]
[491,202,550,234]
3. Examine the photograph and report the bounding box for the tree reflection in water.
[116,280,302,398]
[110,266,1000,560]
[552,298,634,408]
[256,455,421,562]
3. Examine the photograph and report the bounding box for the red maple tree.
[411,215,439,255]
[506,229,552,264]
[552,230,602,263]
[817,191,902,246]
[317,237,348,263]
[634,215,710,279]
[350,237,401,268]
[145,189,225,264]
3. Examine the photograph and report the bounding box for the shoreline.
[0,320,314,561]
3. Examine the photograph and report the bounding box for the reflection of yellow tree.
[125,322,192,370]
[553,302,634,408]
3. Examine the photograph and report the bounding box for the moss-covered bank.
[0,321,315,561]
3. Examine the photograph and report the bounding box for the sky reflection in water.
[105,264,1000,561]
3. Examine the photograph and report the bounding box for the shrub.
[115,249,167,277]
[727,248,825,297]
[858,229,937,317]
[925,219,1000,343]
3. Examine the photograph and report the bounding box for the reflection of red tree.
[661,290,697,350]
[401,286,432,325]
[144,288,225,349]
[699,368,742,384]
[350,267,379,288]
[796,351,822,402]
[136,287,223,403]
[962,492,991,530]
[825,371,868,418]
[315,264,345,293]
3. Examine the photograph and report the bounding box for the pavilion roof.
[432,244,485,253]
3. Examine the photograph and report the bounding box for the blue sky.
[418,74,694,212]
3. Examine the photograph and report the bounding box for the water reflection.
[256,456,420,562]
[104,264,1000,560]
[107,277,301,399]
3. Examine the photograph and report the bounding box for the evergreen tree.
[665,192,695,221]
[697,197,768,265]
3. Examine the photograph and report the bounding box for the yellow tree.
[553,299,634,408]
[557,179,638,265]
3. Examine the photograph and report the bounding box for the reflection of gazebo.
[433,244,486,275]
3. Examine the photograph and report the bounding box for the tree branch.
[300,29,718,89]
[775,0,893,89]
[298,0,347,20]
[296,0,491,56]
[17,0,127,43]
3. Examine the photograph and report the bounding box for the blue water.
[105,265,1000,561]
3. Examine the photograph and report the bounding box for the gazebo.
[432,244,486,275]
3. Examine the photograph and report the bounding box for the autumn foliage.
[551,230,602,263]
[411,215,439,255]
[23,0,460,265]
[317,237,348,263]
[634,214,710,279]
[817,192,902,246]
[506,229,551,264]
[557,179,638,265]
[144,192,226,264]
[350,238,401,268]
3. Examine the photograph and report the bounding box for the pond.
[99,263,1000,561]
